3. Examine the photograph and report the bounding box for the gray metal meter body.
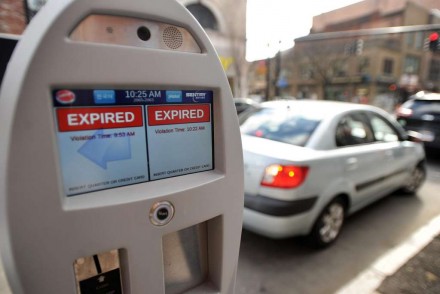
[0,0,243,293]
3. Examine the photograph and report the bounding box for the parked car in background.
[234,98,259,115]
[396,91,440,149]
[240,100,426,248]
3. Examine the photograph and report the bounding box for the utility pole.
[274,41,282,97]
[265,43,271,101]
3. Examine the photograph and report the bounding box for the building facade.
[0,0,25,34]
[0,0,248,97]
[286,0,440,109]
[177,0,248,97]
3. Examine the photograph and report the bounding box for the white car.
[240,100,426,248]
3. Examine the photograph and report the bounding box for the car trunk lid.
[242,135,316,195]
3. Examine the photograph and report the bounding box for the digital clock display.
[52,89,214,196]
[124,90,150,98]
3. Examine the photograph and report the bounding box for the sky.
[246,0,363,61]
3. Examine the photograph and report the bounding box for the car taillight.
[396,107,413,117]
[261,164,309,189]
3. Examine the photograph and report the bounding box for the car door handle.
[346,157,358,171]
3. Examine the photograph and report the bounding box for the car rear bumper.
[410,129,440,148]
[243,207,315,239]
[244,193,317,216]
[400,121,440,148]
[243,194,318,238]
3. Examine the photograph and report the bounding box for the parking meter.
[0,0,243,293]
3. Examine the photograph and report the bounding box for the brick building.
[0,0,248,97]
[0,0,25,35]
[312,0,440,32]
[177,0,248,97]
[286,0,440,108]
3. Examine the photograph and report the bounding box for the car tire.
[308,198,345,249]
[401,163,426,195]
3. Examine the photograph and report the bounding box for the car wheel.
[308,198,345,249]
[401,163,426,195]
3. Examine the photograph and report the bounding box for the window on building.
[331,59,347,77]
[405,32,414,47]
[428,60,440,82]
[358,58,369,74]
[414,32,424,49]
[403,55,420,74]
[186,4,218,31]
[300,64,314,80]
[383,58,394,75]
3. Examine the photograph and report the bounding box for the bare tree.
[293,39,353,99]
[223,0,249,97]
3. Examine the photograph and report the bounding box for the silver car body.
[242,100,425,239]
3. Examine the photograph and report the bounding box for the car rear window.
[239,107,321,147]
[403,99,440,113]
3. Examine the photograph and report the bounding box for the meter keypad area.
[0,0,243,293]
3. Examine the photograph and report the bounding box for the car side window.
[369,114,399,142]
[335,113,375,147]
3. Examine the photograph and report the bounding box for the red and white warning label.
[56,106,144,132]
[146,104,213,180]
[147,104,210,126]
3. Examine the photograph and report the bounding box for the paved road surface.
[236,151,440,294]
[1,152,439,293]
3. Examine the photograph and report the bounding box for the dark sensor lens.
[156,208,169,221]
[137,26,151,41]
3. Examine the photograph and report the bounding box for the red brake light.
[396,107,413,117]
[261,165,309,189]
[255,130,264,137]
[429,32,439,42]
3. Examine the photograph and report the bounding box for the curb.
[336,214,440,294]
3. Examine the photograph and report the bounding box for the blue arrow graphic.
[78,130,132,169]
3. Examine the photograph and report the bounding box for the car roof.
[410,91,440,101]
[241,99,407,150]
[234,98,259,104]
[259,99,378,120]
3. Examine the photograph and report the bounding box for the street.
[0,152,439,294]
[236,150,440,294]
[1,0,440,293]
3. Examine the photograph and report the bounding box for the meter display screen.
[52,89,214,196]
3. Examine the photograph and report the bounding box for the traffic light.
[344,42,354,55]
[356,39,364,55]
[429,32,439,52]
[344,39,364,56]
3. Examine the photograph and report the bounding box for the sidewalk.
[376,234,439,294]
[337,214,440,294]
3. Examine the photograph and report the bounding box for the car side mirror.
[406,130,424,143]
